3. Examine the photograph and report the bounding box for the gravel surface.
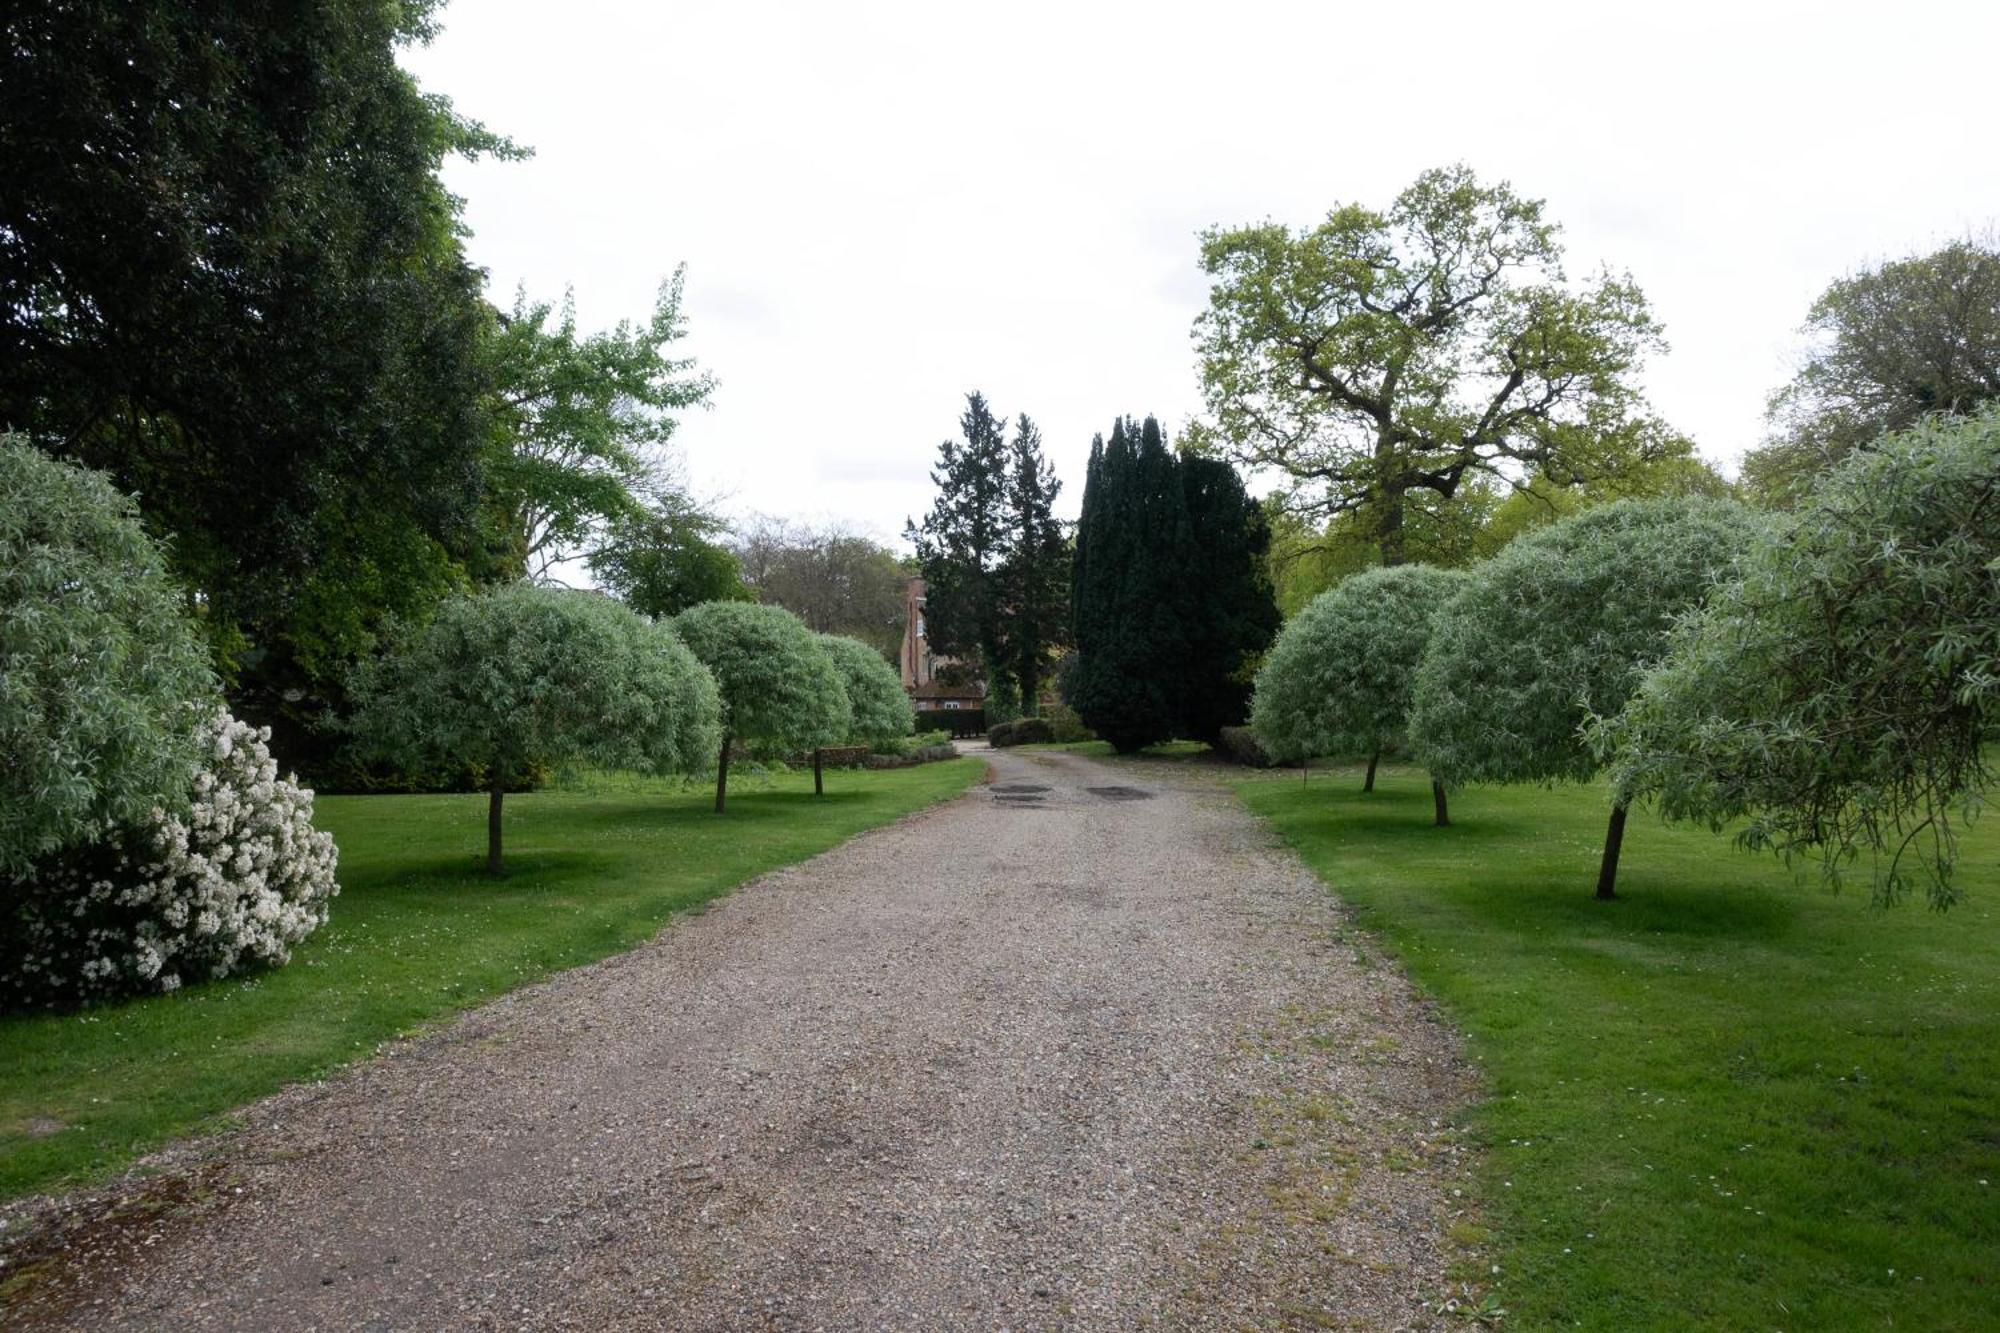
[4,747,1479,1330]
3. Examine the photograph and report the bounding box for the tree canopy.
[819,635,914,747]
[1,0,511,684]
[1602,408,2000,906]
[590,499,751,620]
[1195,164,1686,567]
[908,393,1011,683]
[1409,496,1760,896]
[732,516,909,659]
[484,273,713,581]
[1744,237,2000,504]
[0,439,219,872]
[998,415,1072,715]
[348,584,719,871]
[670,601,851,811]
[1252,564,1470,781]
[1070,417,1278,751]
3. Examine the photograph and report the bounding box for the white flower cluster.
[3,710,339,1006]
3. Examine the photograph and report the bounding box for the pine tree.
[999,414,1070,715]
[907,392,1010,689]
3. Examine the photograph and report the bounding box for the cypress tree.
[1178,455,1281,742]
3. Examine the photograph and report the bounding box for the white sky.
[404,0,2000,549]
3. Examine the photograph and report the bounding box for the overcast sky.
[403,0,1999,548]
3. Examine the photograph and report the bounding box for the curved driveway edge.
[7,746,1477,1330]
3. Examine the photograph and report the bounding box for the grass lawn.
[1229,759,2000,1330]
[0,758,982,1202]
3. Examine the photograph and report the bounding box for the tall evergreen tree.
[1178,456,1281,742]
[907,392,1010,689]
[1070,417,1189,751]
[999,414,1071,715]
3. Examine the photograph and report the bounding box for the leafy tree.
[1744,237,2000,504]
[819,635,915,746]
[591,498,751,620]
[1195,164,1682,566]
[1178,455,1282,743]
[908,392,1012,688]
[670,602,851,812]
[732,516,909,658]
[1602,408,2000,907]
[348,585,719,874]
[1252,565,1471,819]
[484,273,714,581]
[999,414,1071,714]
[1070,417,1190,752]
[0,439,219,872]
[0,0,511,681]
[1409,497,1759,898]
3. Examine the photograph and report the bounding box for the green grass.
[1228,759,2000,1330]
[0,759,982,1201]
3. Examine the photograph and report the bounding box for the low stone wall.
[860,743,960,770]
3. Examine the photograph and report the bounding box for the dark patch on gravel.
[1085,785,1152,801]
[990,783,1052,794]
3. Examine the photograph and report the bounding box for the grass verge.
[0,758,981,1201]
[1227,758,2000,1329]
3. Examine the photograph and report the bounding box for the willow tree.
[1251,564,1470,822]
[670,601,850,812]
[1409,497,1758,898]
[1195,164,1686,567]
[816,634,914,795]
[348,584,719,873]
[1602,408,2000,906]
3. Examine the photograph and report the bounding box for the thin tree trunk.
[813,746,824,796]
[1432,779,1450,828]
[1019,658,1039,718]
[1364,747,1381,793]
[486,784,505,877]
[1596,801,1629,900]
[714,731,732,814]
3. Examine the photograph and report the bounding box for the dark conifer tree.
[999,414,1070,714]
[1177,456,1281,742]
[1070,416,1188,751]
[908,392,1010,686]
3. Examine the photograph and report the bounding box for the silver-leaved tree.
[670,601,851,813]
[349,584,720,873]
[1251,564,1470,823]
[1409,496,1759,898]
[1602,407,2000,906]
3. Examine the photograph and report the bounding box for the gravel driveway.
[7,747,1477,1331]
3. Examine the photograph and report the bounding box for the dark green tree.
[907,392,1010,689]
[999,414,1071,715]
[1070,417,1191,752]
[1177,456,1281,742]
[0,0,515,687]
[590,499,751,620]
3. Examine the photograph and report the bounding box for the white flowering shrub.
[1,710,340,1008]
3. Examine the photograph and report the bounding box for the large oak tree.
[1195,164,1682,567]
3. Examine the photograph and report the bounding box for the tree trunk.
[1376,483,1407,568]
[1363,747,1381,793]
[486,784,505,877]
[1432,779,1450,827]
[813,746,824,797]
[714,731,732,814]
[1596,801,1629,900]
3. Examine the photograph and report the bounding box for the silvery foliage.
[1409,496,1760,787]
[1600,408,2000,905]
[3,711,338,1007]
[818,634,914,746]
[671,601,851,753]
[349,583,722,781]
[1252,564,1471,763]
[0,437,219,873]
